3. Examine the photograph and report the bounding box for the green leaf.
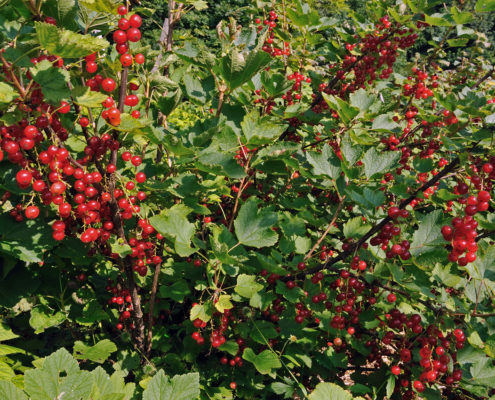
[308,382,353,400]
[73,339,117,364]
[80,0,119,13]
[475,0,495,12]
[322,93,359,124]
[371,113,400,131]
[108,236,132,257]
[250,321,279,344]
[306,144,341,179]
[343,216,371,239]
[218,50,244,87]
[235,274,263,299]
[72,86,108,108]
[424,13,455,26]
[156,88,182,117]
[349,88,375,113]
[447,38,470,47]
[111,113,149,133]
[362,148,400,179]
[232,50,271,90]
[234,198,278,248]
[410,210,445,257]
[218,341,239,356]
[0,361,15,381]
[35,22,109,58]
[215,295,233,313]
[484,336,495,358]
[0,381,27,400]
[0,82,18,104]
[260,71,292,97]
[29,305,66,334]
[30,60,70,103]
[341,132,363,165]
[90,367,134,400]
[42,0,79,30]
[432,264,462,287]
[271,381,294,396]
[197,147,247,179]
[0,344,23,356]
[142,370,200,400]
[286,1,320,27]
[0,322,19,341]
[76,300,109,326]
[219,49,271,91]
[242,348,281,374]
[275,280,305,302]
[470,357,495,386]
[183,0,208,11]
[413,158,434,173]
[386,375,395,398]
[190,303,213,323]
[160,280,191,302]
[150,205,196,257]
[24,348,85,400]
[241,110,287,145]
[468,331,485,349]
[183,75,207,105]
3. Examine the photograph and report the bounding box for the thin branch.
[304,198,345,261]
[0,53,27,99]
[472,67,494,89]
[146,246,163,356]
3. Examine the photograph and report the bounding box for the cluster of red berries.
[219,338,247,370]
[369,207,411,260]
[255,10,290,57]
[85,7,144,125]
[403,67,437,100]
[310,15,421,120]
[105,280,134,330]
[441,189,490,265]
[191,308,240,352]
[361,310,465,398]
[281,72,311,106]
[327,270,367,334]
[128,234,162,276]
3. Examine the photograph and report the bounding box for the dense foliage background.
[0,0,495,399]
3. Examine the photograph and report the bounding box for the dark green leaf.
[362,148,400,179]
[306,144,341,179]
[150,205,196,257]
[234,198,278,248]
[475,0,495,12]
[241,110,287,145]
[242,348,281,374]
[30,60,70,103]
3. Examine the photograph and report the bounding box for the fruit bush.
[1,0,495,399]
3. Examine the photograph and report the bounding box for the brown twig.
[472,67,494,89]
[0,53,27,99]
[146,244,163,356]
[304,198,345,261]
